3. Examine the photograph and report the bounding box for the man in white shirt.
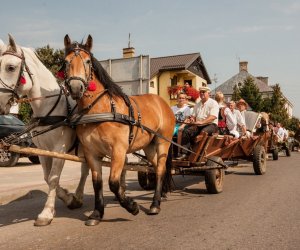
[176,83,219,160]
[276,123,285,142]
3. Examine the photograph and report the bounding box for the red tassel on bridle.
[88,81,96,91]
[20,75,26,84]
[56,71,65,79]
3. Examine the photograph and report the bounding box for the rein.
[16,92,62,103]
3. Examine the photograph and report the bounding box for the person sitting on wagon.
[215,91,228,135]
[176,83,219,160]
[236,99,252,137]
[236,99,248,120]
[276,122,285,143]
[224,101,247,138]
[171,92,191,146]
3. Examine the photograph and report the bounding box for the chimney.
[256,76,269,85]
[123,47,135,58]
[123,33,135,58]
[239,61,248,72]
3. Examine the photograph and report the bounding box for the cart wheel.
[253,145,267,175]
[138,171,156,190]
[0,151,20,167]
[285,147,291,157]
[205,156,225,194]
[272,148,279,160]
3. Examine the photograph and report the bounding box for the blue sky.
[1,0,299,118]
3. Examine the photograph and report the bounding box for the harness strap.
[31,116,67,126]
[122,95,135,144]
[69,113,195,154]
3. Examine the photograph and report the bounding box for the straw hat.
[236,98,248,108]
[198,82,211,92]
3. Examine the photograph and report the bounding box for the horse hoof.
[148,206,161,215]
[131,202,139,216]
[85,219,100,226]
[67,197,83,209]
[34,218,52,227]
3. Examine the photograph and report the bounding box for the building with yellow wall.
[149,53,212,106]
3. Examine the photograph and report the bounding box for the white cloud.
[272,2,300,14]
[232,25,295,34]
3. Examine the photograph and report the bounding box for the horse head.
[258,112,269,133]
[0,34,34,114]
[64,34,94,100]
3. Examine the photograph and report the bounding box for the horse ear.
[8,34,17,52]
[85,35,93,51]
[64,34,71,48]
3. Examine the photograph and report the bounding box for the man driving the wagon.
[176,83,219,160]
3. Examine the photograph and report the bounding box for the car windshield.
[0,115,25,126]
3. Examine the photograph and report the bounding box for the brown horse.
[63,34,175,226]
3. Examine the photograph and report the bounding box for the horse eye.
[86,59,91,64]
[6,65,16,72]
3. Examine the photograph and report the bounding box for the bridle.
[0,49,33,100]
[0,48,73,118]
[64,43,94,93]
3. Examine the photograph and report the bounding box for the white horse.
[0,35,89,226]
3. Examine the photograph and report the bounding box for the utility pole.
[212,73,218,95]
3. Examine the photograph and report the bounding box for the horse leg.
[85,157,104,226]
[145,142,169,215]
[34,157,65,226]
[67,162,90,209]
[109,150,139,215]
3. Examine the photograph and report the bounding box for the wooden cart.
[1,112,270,197]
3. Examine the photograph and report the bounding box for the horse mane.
[65,42,126,98]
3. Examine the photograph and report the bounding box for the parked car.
[0,114,40,167]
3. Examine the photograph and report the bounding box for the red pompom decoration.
[20,75,26,84]
[56,71,65,79]
[88,81,96,91]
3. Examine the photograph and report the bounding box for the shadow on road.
[0,172,225,227]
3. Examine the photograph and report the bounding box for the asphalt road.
[0,152,299,250]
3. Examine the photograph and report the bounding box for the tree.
[18,102,32,124]
[239,76,263,112]
[287,116,300,133]
[35,45,64,76]
[261,96,272,113]
[268,84,289,126]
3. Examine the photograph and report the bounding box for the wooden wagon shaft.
[8,145,154,173]
[9,144,86,162]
